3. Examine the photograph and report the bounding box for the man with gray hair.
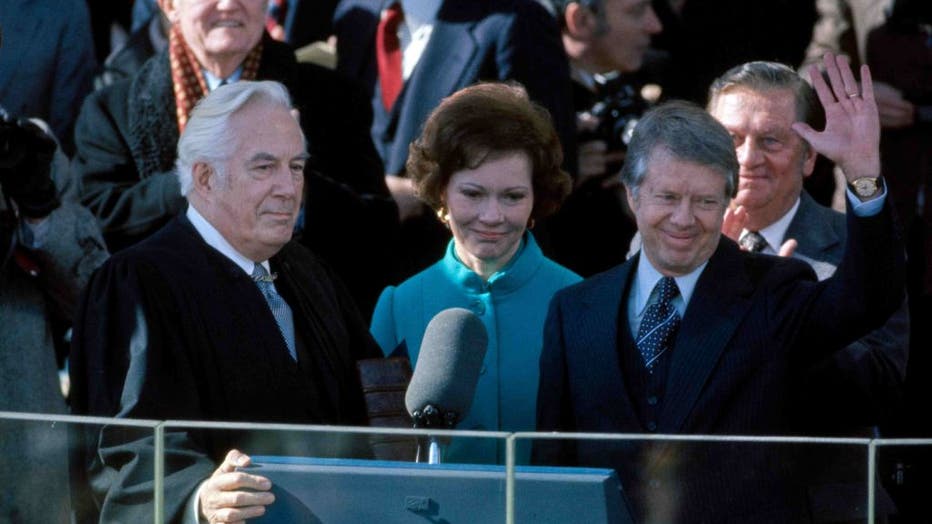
[545,0,663,276]
[70,80,381,523]
[709,59,909,522]
[535,54,905,522]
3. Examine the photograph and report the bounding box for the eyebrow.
[249,151,311,163]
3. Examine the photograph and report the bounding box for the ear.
[625,184,638,212]
[801,144,818,178]
[191,162,216,199]
[564,2,598,40]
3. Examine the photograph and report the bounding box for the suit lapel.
[660,239,754,433]
[785,192,842,279]
[393,3,480,159]
[574,261,642,429]
[788,192,841,253]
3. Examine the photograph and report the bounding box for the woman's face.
[443,151,535,278]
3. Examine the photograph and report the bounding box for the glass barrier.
[0,411,160,524]
[513,433,879,524]
[872,438,932,524]
[4,410,930,524]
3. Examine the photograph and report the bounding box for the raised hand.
[791,53,881,182]
[721,204,747,242]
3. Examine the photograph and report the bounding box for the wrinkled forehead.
[710,87,800,127]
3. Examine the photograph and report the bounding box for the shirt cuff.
[845,182,887,217]
[183,480,209,524]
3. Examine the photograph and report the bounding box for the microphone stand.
[411,404,458,464]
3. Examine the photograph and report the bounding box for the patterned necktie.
[636,277,681,372]
[739,230,768,253]
[252,263,297,361]
[375,2,405,110]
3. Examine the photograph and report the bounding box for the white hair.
[175,80,299,196]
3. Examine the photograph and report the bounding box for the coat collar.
[439,232,545,295]
[785,190,843,257]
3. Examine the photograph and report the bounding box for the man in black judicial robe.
[69,81,381,523]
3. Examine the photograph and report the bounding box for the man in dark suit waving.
[534,54,904,523]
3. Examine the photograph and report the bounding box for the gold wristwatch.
[850,176,882,199]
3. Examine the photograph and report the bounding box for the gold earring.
[437,207,450,227]
[527,218,536,230]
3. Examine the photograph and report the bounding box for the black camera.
[585,82,647,153]
[0,106,60,219]
[581,75,650,153]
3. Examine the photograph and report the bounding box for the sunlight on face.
[628,147,728,276]
[444,152,535,278]
[210,99,307,261]
[709,87,816,228]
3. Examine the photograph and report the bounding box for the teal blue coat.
[370,233,581,464]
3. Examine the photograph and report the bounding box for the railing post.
[154,422,165,524]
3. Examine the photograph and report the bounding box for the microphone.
[404,308,488,463]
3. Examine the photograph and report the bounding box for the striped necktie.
[636,277,681,372]
[252,263,297,361]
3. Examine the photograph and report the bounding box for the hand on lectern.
[200,449,275,523]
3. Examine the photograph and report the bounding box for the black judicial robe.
[69,215,381,523]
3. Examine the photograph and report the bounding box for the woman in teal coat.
[370,83,582,464]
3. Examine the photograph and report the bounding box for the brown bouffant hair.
[406,82,572,220]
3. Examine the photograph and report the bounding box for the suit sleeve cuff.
[845,183,887,217]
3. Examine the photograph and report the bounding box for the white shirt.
[392,0,441,80]
[186,205,271,276]
[740,197,801,255]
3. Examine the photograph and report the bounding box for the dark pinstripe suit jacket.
[535,201,905,523]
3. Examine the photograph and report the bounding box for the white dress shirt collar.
[202,66,244,91]
[741,197,800,255]
[186,205,270,275]
[633,253,707,318]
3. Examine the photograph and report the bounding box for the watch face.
[853,178,878,196]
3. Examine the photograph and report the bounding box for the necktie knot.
[655,276,680,306]
[252,263,276,283]
[381,3,405,37]
[739,230,768,253]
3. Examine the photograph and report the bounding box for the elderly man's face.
[590,0,662,73]
[627,147,728,276]
[708,87,816,228]
[209,99,306,261]
[164,0,266,67]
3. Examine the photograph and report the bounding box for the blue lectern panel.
[243,456,633,524]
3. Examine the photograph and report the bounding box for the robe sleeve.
[69,256,215,523]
